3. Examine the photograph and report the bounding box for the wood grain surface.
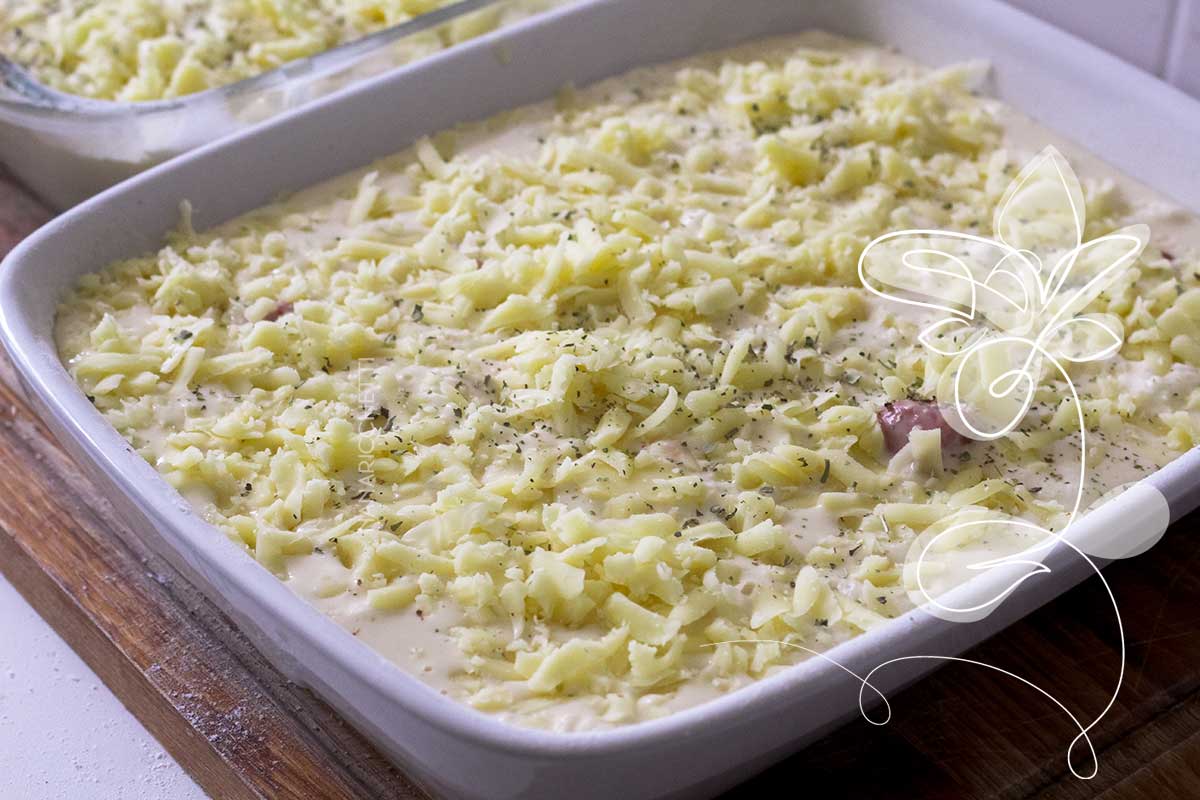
[1,170,1197,800]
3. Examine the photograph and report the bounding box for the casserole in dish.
[6,0,1200,796]
[0,0,566,207]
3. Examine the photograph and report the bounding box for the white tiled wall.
[1005,0,1198,97]
[1167,0,1200,96]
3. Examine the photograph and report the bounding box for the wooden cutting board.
[2,170,1198,800]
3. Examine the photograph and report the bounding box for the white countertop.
[0,574,207,800]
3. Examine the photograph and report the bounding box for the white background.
[2,2,1197,798]
[0,577,204,798]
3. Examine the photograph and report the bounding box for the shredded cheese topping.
[0,0,560,101]
[56,33,1200,729]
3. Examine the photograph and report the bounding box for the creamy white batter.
[55,32,1200,730]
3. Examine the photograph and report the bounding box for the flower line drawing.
[737,147,1156,780]
[859,146,1149,612]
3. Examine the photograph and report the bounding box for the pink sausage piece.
[264,301,294,322]
[877,399,968,455]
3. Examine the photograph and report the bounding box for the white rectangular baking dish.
[4,1,1200,797]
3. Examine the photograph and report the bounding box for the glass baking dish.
[0,0,564,208]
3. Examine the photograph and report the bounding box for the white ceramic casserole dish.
[4,1,1200,797]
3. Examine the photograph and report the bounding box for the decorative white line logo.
[861,146,1154,778]
[860,146,1152,621]
[726,147,1160,781]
